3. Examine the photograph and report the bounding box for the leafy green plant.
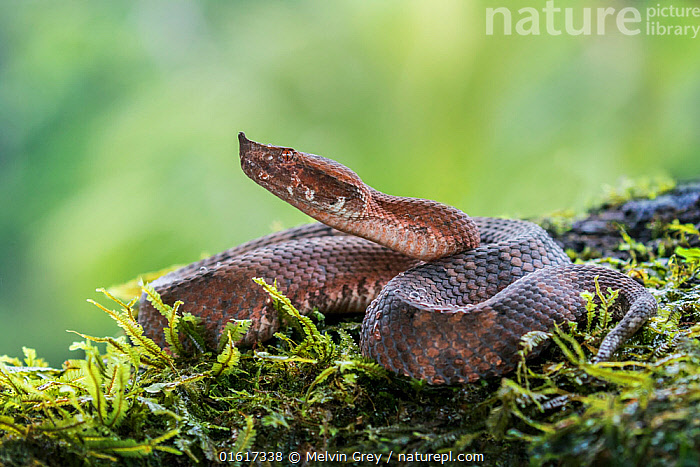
[251,278,387,405]
[0,284,260,464]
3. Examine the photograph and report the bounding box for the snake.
[138,133,658,384]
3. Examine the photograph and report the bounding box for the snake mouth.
[238,134,295,202]
[238,132,264,172]
[238,132,255,172]
[238,132,278,187]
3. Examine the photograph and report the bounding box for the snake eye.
[278,149,294,163]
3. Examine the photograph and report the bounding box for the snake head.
[238,132,368,221]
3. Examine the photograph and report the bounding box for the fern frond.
[499,378,558,414]
[83,430,182,457]
[22,347,48,367]
[67,331,135,361]
[178,313,206,353]
[232,415,256,455]
[581,290,597,333]
[254,352,317,364]
[58,368,85,386]
[551,325,587,364]
[252,278,320,341]
[219,320,252,350]
[592,278,611,331]
[0,363,47,398]
[141,283,185,356]
[35,414,89,434]
[143,373,207,394]
[104,358,130,428]
[340,359,387,379]
[82,355,108,424]
[519,331,552,357]
[135,396,183,422]
[96,287,136,312]
[0,415,28,436]
[88,292,171,368]
[0,355,22,366]
[304,358,387,403]
[336,328,359,354]
[305,366,337,401]
[211,330,241,379]
[581,363,654,389]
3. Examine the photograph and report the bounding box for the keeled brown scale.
[361,263,654,384]
[141,230,418,347]
[138,134,658,384]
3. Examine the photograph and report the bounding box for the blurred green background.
[1,1,698,365]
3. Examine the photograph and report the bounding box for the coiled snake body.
[139,134,657,384]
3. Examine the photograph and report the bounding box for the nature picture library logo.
[486,1,700,38]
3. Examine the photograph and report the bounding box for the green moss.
[595,176,676,208]
[1,194,699,466]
